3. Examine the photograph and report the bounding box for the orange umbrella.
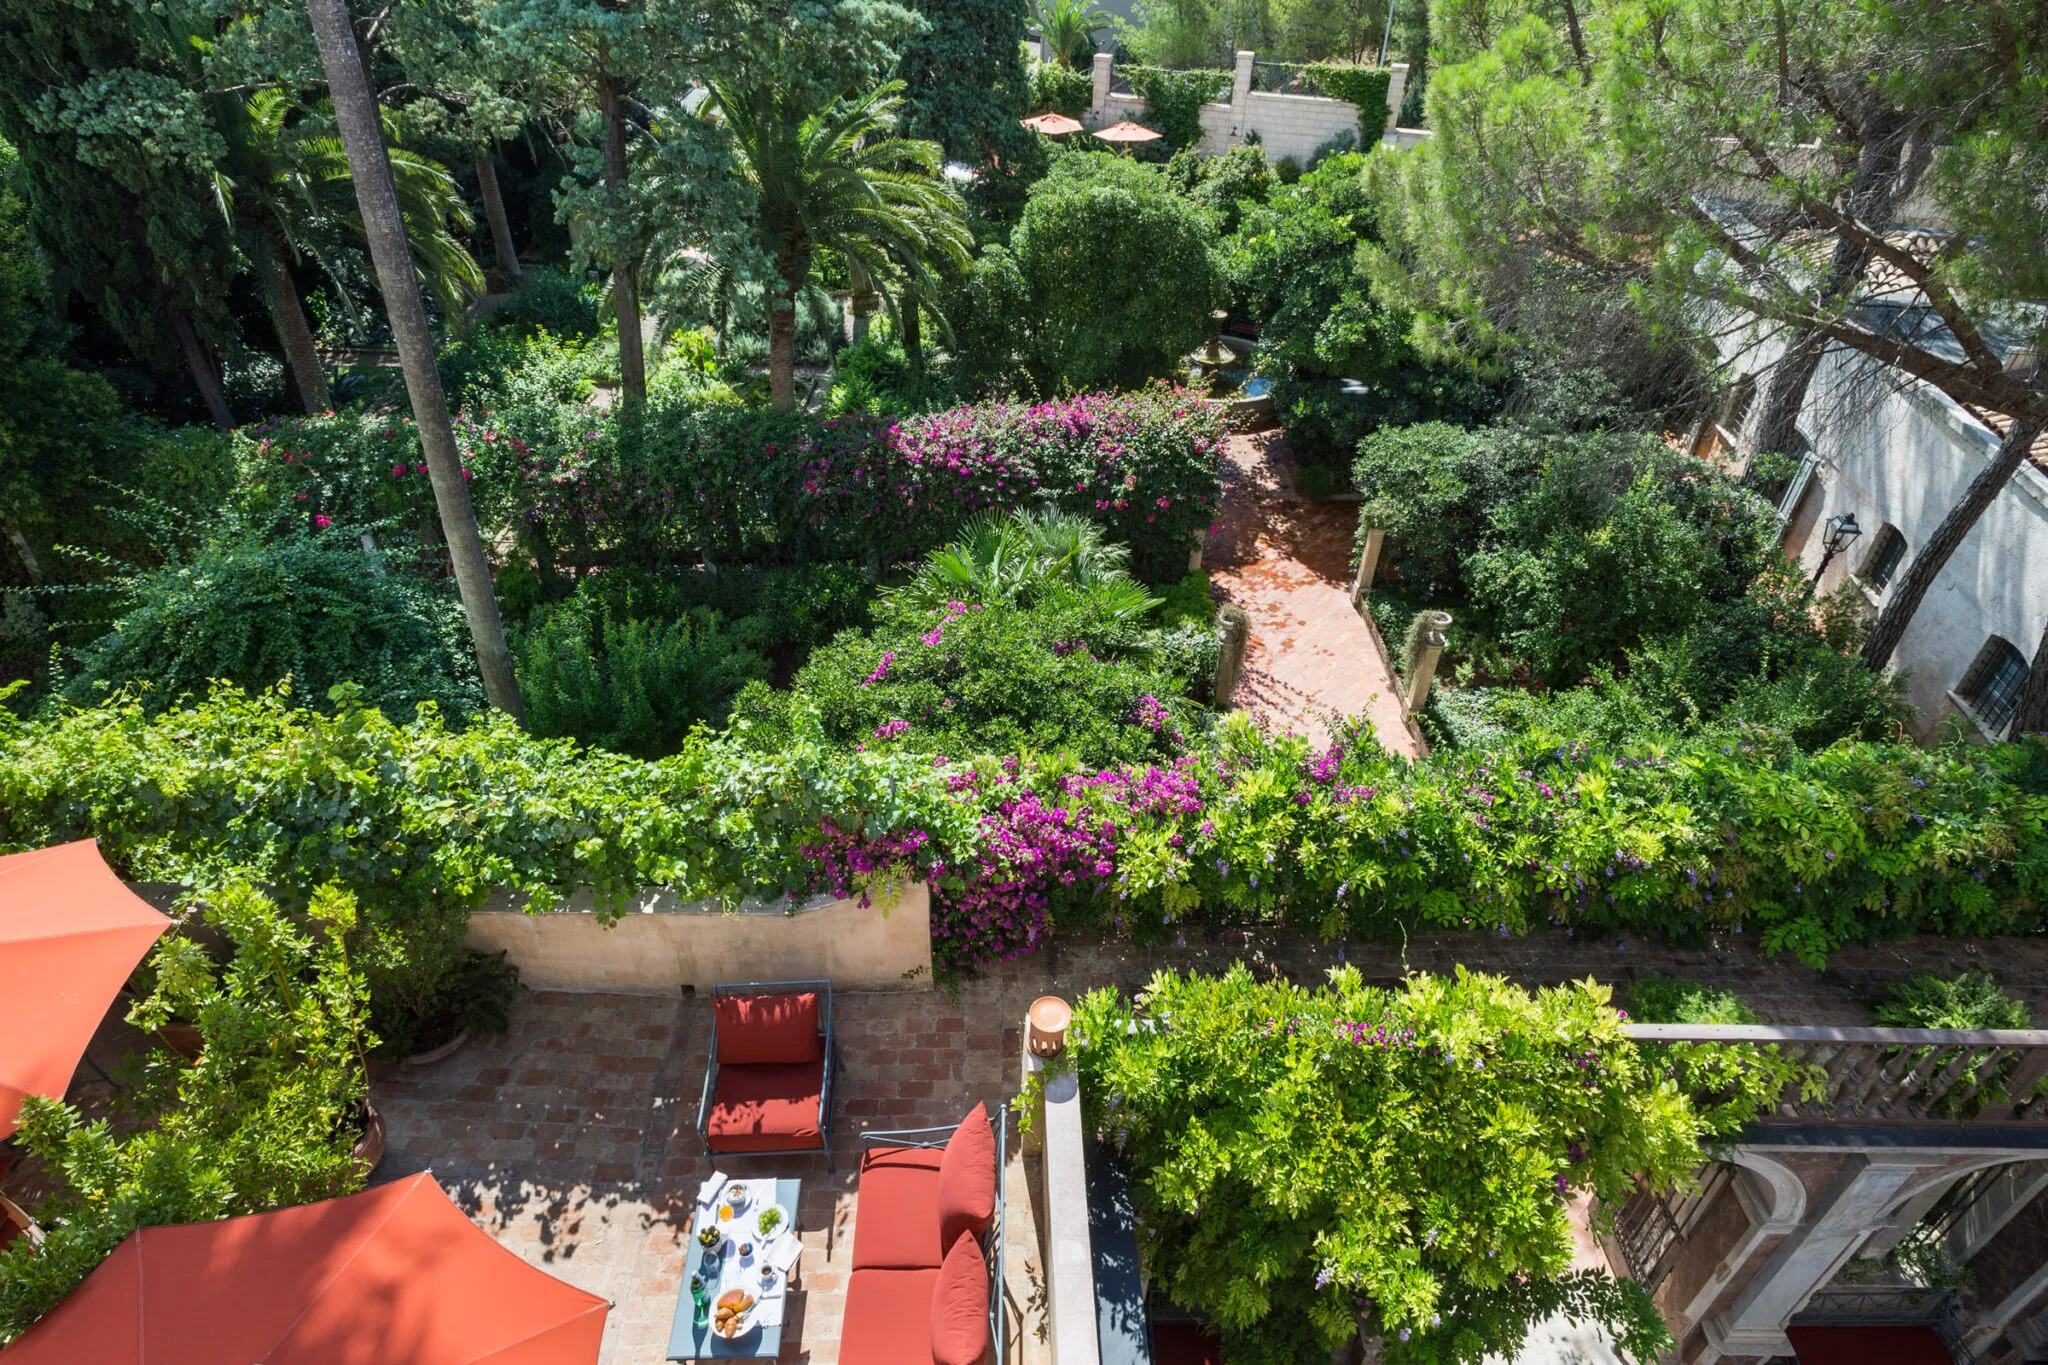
[1,1173,610,1363]
[0,840,170,1139]
[1020,111,1085,136]
[1092,120,1163,144]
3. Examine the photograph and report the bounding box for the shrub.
[1353,422,1536,591]
[478,264,607,339]
[1007,152,1223,393]
[743,593,1195,768]
[0,883,370,1344]
[1628,975,1761,1025]
[514,583,770,758]
[64,532,483,720]
[1028,59,1094,116]
[1069,966,1767,1364]
[1463,435,1778,685]
[1874,971,2031,1031]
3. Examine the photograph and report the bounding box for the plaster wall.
[1709,325,2048,740]
[461,883,932,994]
[1084,52,1410,166]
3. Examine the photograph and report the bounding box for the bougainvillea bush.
[484,385,1224,583]
[1068,966,1786,1365]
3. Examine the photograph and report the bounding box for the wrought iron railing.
[1249,61,1327,96]
[1624,1024,2048,1124]
[1613,1162,1734,1290]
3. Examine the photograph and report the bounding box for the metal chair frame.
[859,1110,1008,1365]
[697,979,841,1171]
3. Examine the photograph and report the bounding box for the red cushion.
[931,1232,992,1365]
[851,1145,946,1269]
[841,1268,941,1365]
[938,1103,997,1247]
[715,992,823,1065]
[706,1058,825,1153]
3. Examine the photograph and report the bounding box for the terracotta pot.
[1027,995,1072,1057]
[351,1101,386,1180]
[401,1027,471,1069]
[156,1022,204,1061]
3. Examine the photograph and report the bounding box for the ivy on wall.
[1307,64,1395,143]
[1124,66,1231,151]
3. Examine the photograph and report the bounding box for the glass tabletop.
[667,1176,802,1361]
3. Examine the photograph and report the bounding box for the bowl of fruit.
[713,1289,757,1339]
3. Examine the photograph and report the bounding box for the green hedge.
[3,687,2043,974]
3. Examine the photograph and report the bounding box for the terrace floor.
[1205,430,1423,757]
[356,924,2048,1364]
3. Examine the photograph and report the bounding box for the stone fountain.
[1186,309,1274,424]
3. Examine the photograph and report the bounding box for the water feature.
[1186,309,1274,423]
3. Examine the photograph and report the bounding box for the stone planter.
[351,1101,386,1180]
[156,1022,204,1061]
[401,1027,472,1069]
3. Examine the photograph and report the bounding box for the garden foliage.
[0,883,371,1344]
[4,687,2042,977]
[1068,966,1762,1364]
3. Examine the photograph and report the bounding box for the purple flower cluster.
[797,820,932,909]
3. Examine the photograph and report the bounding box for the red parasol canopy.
[1092,120,1163,144]
[1020,112,1085,136]
[1,1173,610,1363]
[0,839,170,1139]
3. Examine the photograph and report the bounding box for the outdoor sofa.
[839,1102,1006,1365]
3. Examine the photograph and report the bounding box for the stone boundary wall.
[1079,49,1424,166]
[462,883,933,995]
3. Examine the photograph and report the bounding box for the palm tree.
[1036,0,1113,69]
[306,0,522,722]
[897,510,1162,622]
[706,79,971,409]
[214,89,484,413]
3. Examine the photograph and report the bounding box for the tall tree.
[898,0,1034,165]
[0,0,241,426]
[710,79,969,408]
[490,0,654,403]
[306,0,524,722]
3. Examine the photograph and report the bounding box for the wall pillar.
[1090,51,1113,120]
[1229,49,1254,138]
[1383,63,1410,136]
[1705,1156,1931,1361]
[1350,527,1384,607]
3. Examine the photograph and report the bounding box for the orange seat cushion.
[851,1145,946,1269]
[705,1059,825,1153]
[841,1268,942,1365]
[931,1232,992,1365]
[715,992,823,1065]
[938,1103,996,1248]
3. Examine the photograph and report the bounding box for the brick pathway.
[1204,430,1423,757]
[14,924,2048,1361]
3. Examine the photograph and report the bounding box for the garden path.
[1204,430,1424,758]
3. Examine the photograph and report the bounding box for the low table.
[667,1176,801,1361]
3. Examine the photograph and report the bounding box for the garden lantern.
[1807,511,1862,598]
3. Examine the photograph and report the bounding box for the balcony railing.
[1625,1024,2048,1125]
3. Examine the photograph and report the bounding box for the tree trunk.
[768,300,798,410]
[598,72,646,407]
[1862,417,2041,671]
[265,255,330,414]
[1740,114,1912,458]
[307,0,525,724]
[169,312,235,429]
[2013,617,2048,738]
[475,153,522,285]
[849,286,876,344]
[902,298,922,372]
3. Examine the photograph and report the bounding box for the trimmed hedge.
[1307,64,1395,143]
[3,687,2042,975]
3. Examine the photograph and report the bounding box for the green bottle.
[691,1274,709,1326]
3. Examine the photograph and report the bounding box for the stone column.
[1706,1155,1933,1361]
[1229,50,1255,140]
[1403,612,1450,714]
[1384,63,1410,137]
[1091,52,1113,121]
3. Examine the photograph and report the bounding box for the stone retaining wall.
[462,883,932,995]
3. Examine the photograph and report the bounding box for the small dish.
[755,1203,788,1239]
